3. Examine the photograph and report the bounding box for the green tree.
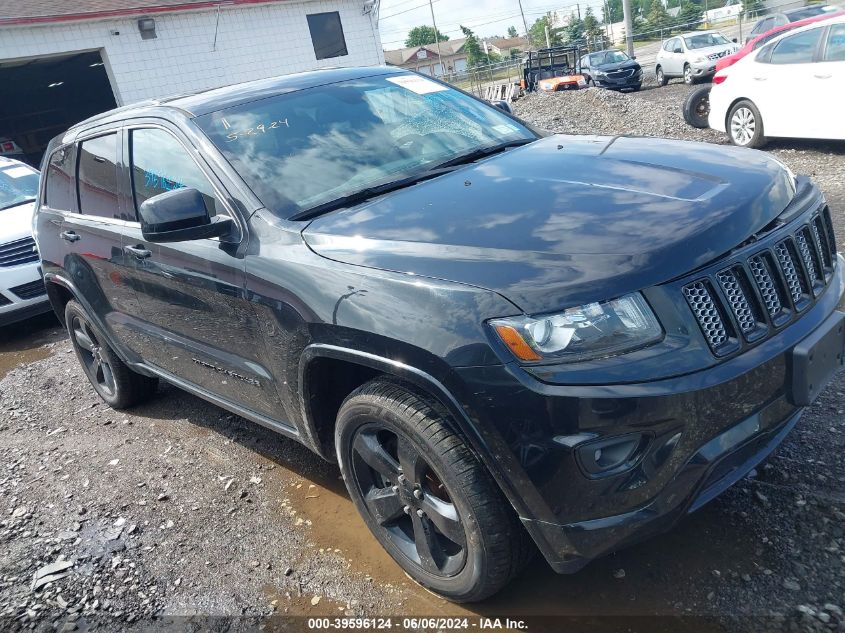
[583,7,604,50]
[564,12,585,44]
[404,25,449,48]
[647,0,671,37]
[507,25,519,38]
[603,0,623,24]
[678,1,703,28]
[509,47,522,59]
[529,15,563,47]
[460,25,485,67]
[741,0,765,18]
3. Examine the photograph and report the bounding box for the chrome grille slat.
[0,237,39,268]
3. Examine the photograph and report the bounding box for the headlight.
[595,70,607,76]
[490,293,663,363]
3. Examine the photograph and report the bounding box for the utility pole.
[544,25,551,47]
[428,0,444,76]
[622,0,634,57]
[518,0,531,50]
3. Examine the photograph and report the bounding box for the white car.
[0,157,50,327]
[655,31,739,85]
[709,15,845,147]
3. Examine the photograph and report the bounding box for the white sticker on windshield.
[386,75,448,95]
[493,124,519,135]
[3,166,32,178]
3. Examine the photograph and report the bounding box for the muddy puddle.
[0,312,63,380]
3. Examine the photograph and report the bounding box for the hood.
[595,59,640,71]
[1,201,36,243]
[303,135,795,314]
[692,43,739,57]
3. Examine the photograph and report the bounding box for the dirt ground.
[2,86,845,632]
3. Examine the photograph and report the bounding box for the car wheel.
[683,64,695,85]
[656,66,668,87]
[335,378,534,602]
[728,100,767,148]
[65,300,158,409]
[683,85,711,128]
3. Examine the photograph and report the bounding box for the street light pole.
[428,0,444,76]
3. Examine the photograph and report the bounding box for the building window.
[306,12,348,60]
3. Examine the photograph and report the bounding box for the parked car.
[656,30,739,85]
[34,66,845,602]
[0,157,50,327]
[719,9,844,73]
[709,16,845,147]
[683,11,844,129]
[746,4,839,42]
[578,49,643,91]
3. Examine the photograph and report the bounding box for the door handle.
[752,76,767,81]
[61,231,80,242]
[814,74,832,79]
[124,244,152,260]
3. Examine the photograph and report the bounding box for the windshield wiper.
[290,167,457,222]
[0,198,36,212]
[430,139,533,170]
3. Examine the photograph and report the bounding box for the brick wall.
[0,0,384,105]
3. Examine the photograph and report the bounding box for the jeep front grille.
[683,206,837,355]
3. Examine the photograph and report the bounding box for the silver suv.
[655,31,739,85]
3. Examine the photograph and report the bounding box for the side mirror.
[490,100,513,114]
[138,187,233,243]
[673,46,683,54]
[732,37,738,43]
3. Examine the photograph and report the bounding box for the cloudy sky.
[377,0,607,50]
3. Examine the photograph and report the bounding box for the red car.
[715,10,845,72]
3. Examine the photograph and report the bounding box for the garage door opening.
[0,50,117,167]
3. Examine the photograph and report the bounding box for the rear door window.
[129,128,222,218]
[77,133,119,218]
[770,28,822,63]
[44,147,76,211]
[824,24,845,61]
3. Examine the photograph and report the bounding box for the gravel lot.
[2,85,845,632]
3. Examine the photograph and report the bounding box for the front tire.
[683,85,711,128]
[656,66,668,86]
[683,64,695,85]
[728,99,767,148]
[65,300,158,409]
[335,379,533,602]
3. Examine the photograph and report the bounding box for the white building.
[0,0,384,164]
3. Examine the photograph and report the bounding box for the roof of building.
[0,0,285,27]
[383,38,467,65]
[487,36,528,50]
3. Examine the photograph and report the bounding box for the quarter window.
[44,146,76,211]
[306,12,348,60]
[770,28,821,64]
[77,133,119,218]
[824,24,845,62]
[129,128,221,218]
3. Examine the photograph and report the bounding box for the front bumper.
[689,60,717,78]
[453,258,845,573]
[0,262,50,327]
[595,70,642,89]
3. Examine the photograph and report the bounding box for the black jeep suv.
[34,66,844,602]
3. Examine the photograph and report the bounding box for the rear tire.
[683,85,711,128]
[727,99,767,148]
[656,66,668,86]
[335,378,533,602]
[65,300,158,409]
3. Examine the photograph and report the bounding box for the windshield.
[0,162,39,211]
[591,50,629,65]
[684,33,731,49]
[788,5,834,20]
[195,74,536,219]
